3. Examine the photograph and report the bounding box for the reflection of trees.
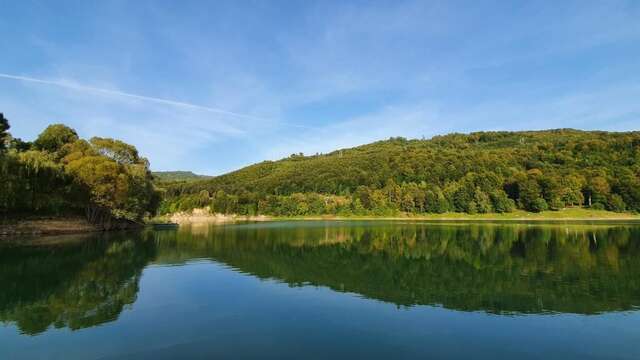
[2,223,638,335]
[156,223,640,315]
[0,233,156,335]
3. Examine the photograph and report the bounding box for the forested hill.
[160,129,640,216]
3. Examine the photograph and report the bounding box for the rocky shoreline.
[167,208,271,224]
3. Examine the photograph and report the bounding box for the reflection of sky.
[2,261,639,359]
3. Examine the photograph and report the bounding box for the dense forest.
[3,111,639,221]
[160,129,640,216]
[0,113,160,228]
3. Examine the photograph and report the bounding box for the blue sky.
[1,0,639,175]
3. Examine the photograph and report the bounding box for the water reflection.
[1,221,639,335]
[0,233,156,335]
[157,222,640,315]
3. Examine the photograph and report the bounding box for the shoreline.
[0,217,101,237]
[165,210,272,224]
[163,208,640,224]
[2,209,639,237]
[0,217,143,237]
[271,216,640,223]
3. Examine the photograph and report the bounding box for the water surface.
[1,221,639,359]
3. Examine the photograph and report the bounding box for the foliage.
[0,115,160,225]
[159,129,640,216]
[152,171,210,183]
[0,113,9,151]
[33,124,79,153]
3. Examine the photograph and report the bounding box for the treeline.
[160,130,640,216]
[152,171,210,183]
[0,113,160,228]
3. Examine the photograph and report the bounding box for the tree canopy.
[0,115,160,227]
[33,124,79,153]
[0,113,9,152]
[159,129,640,216]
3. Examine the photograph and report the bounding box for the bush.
[530,198,549,213]
[548,198,565,211]
[490,191,515,213]
[607,194,626,212]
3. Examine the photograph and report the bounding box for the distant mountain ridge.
[152,171,211,182]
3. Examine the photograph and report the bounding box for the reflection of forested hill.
[0,233,156,335]
[2,222,639,335]
[154,222,640,315]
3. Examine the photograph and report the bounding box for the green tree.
[607,194,626,212]
[370,189,389,214]
[490,191,515,213]
[63,137,158,225]
[354,186,372,209]
[352,198,366,214]
[34,124,79,153]
[585,176,610,207]
[212,190,228,213]
[1,118,159,222]
[530,198,549,212]
[425,187,449,213]
[9,137,32,152]
[519,179,546,212]
[198,190,210,207]
[560,174,585,206]
[90,137,140,165]
[539,175,564,210]
[473,188,493,214]
[612,169,640,212]
[400,192,415,212]
[383,179,401,210]
[0,113,9,151]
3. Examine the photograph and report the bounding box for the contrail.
[0,72,269,122]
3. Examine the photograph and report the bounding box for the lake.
[1,221,639,359]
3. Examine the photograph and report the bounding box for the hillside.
[159,129,640,216]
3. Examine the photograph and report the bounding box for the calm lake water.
[1,221,640,359]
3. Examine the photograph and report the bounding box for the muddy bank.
[0,217,142,237]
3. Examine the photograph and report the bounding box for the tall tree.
[34,124,79,153]
[0,113,9,152]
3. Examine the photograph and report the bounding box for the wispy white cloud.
[2,1,638,175]
[0,72,266,123]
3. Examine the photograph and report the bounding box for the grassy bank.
[152,208,640,224]
[6,209,637,237]
[270,209,640,222]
